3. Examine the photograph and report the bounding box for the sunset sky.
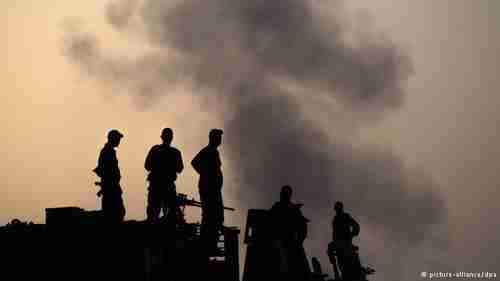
[2,1,499,280]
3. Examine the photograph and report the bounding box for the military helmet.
[107,129,124,139]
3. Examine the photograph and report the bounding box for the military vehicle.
[243,209,374,281]
[0,194,239,281]
[0,198,373,281]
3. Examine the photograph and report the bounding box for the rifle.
[94,181,103,197]
[92,168,119,197]
[176,193,235,211]
[92,168,104,197]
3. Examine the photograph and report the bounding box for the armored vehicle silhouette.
[0,194,239,281]
[1,197,373,281]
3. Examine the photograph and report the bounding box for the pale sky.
[1,1,499,280]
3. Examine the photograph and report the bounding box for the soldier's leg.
[328,242,341,280]
[336,252,348,280]
[207,192,222,251]
[214,188,224,229]
[117,192,126,222]
[101,185,114,223]
[199,189,219,252]
[147,185,161,222]
[352,249,365,280]
[115,184,126,221]
[335,242,351,280]
[164,182,178,222]
[339,244,358,281]
[101,193,109,215]
[199,188,210,251]
[199,188,209,228]
[113,193,126,222]
[103,192,124,223]
[158,187,168,220]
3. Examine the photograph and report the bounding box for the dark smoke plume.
[63,0,447,280]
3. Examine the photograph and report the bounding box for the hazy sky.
[1,1,499,280]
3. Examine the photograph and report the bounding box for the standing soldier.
[93,129,126,223]
[191,129,224,253]
[145,128,184,223]
[330,201,361,281]
[270,185,308,243]
[269,185,310,281]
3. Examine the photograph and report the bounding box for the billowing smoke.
[63,0,448,280]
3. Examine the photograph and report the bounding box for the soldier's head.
[280,185,293,202]
[334,201,344,214]
[161,128,173,145]
[107,129,124,147]
[209,128,223,147]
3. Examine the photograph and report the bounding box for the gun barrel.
[186,200,202,207]
[176,193,235,211]
[186,201,235,211]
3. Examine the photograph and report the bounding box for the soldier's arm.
[144,146,155,172]
[191,150,203,175]
[331,219,336,241]
[296,209,308,242]
[99,148,113,175]
[94,149,105,177]
[97,147,120,182]
[176,150,184,174]
[349,215,360,237]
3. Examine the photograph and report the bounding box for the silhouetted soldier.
[144,128,184,223]
[330,201,361,281]
[191,128,224,253]
[93,129,126,223]
[270,185,310,281]
[270,185,308,243]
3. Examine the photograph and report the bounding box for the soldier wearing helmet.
[93,129,126,223]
